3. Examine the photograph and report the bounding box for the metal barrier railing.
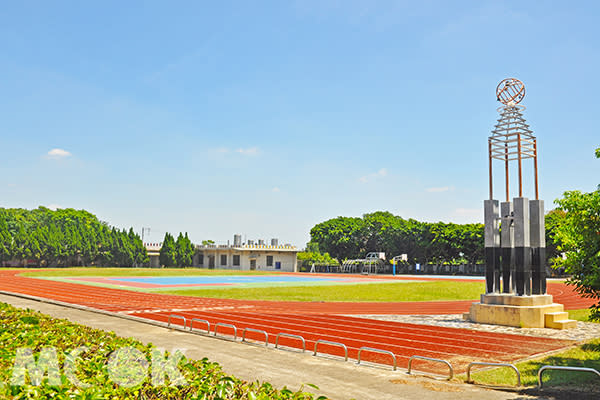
[467,362,520,386]
[167,314,187,330]
[357,347,397,371]
[213,323,237,341]
[407,355,454,380]
[538,365,600,388]
[275,333,306,352]
[189,318,210,334]
[313,340,348,362]
[242,328,269,346]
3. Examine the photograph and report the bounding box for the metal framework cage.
[488,104,539,201]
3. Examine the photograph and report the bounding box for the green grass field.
[158,281,484,302]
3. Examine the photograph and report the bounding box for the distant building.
[145,243,162,268]
[194,235,298,272]
[145,235,298,272]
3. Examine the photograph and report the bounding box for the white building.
[145,242,162,268]
[193,235,298,272]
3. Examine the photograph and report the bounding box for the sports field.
[25,267,486,302]
[2,268,596,377]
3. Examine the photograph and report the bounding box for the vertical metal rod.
[517,133,523,197]
[504,142,509,202]
[533,140,539,200]
[488,140,493,200]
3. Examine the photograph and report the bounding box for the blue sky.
[1,1,598,248]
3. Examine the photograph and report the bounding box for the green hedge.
[0,302,326,399]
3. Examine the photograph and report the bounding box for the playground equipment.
[340,252,387,274]
[390,254,408,276]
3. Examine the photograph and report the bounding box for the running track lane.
[0,270,589,373]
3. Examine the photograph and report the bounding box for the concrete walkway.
[0,294,539,400]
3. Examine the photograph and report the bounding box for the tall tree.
[0,207,147,267]
[159,233,177,267]
[545,209,567,265]
[553,148,600,320]
[310,216,366,260]
[0,216,12,263]
[174,232,195,267]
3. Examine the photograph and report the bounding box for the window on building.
[266,255,273,267]
[198,254,204,265]
[220,255,227,266]
[233,255,240,266]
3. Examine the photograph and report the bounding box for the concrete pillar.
[513,197,531,296]
[500,201,514,293]
[530,200,546,294]
[484,200,500,293]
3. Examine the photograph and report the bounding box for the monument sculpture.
[464,78,575,329]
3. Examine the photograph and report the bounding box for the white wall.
[194,250,297,272]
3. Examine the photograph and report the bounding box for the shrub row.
[0,302,325,399]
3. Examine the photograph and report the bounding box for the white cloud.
[46,148,72,159]
[426,186,453,193]
[272,187,281,193]
[235,147,260,156]
[209,146,260,156]
[46,204,63,211]
[359,168,387,183]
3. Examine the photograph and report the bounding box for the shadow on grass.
[470,338,600,398]
[514,351,600,400]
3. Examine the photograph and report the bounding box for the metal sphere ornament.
[496,78,525,105]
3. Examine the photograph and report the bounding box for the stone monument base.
[463,294,576,329]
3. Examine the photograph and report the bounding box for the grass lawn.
[159,281,484,302]
[469,309,599,388]
[569,308,599,323]
[469,338,600,390]
[23,267,485,302]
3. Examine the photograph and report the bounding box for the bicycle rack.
[167,314,187,330]
[538,365,600,388]
[213,323,237,341]
[242,328,269,346]
[467,362,520,386]
[407,355,454,380]
[357,347,397,371]
[275,333,306,352]
[313,340,348,362]
[189,318,210,334]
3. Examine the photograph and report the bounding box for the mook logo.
[8,347,188,387]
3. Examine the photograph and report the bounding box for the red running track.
[0,270,591,373]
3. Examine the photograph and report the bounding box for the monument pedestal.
[464,294,576,329]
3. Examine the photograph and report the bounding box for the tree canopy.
[159,232,176,267]
[159,232,195,267]
[0,207,148,267]
[553,148,600,320]
[309,211,484,265]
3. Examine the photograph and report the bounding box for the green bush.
[0,302,325,399]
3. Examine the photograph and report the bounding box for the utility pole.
[141,227,151,244]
